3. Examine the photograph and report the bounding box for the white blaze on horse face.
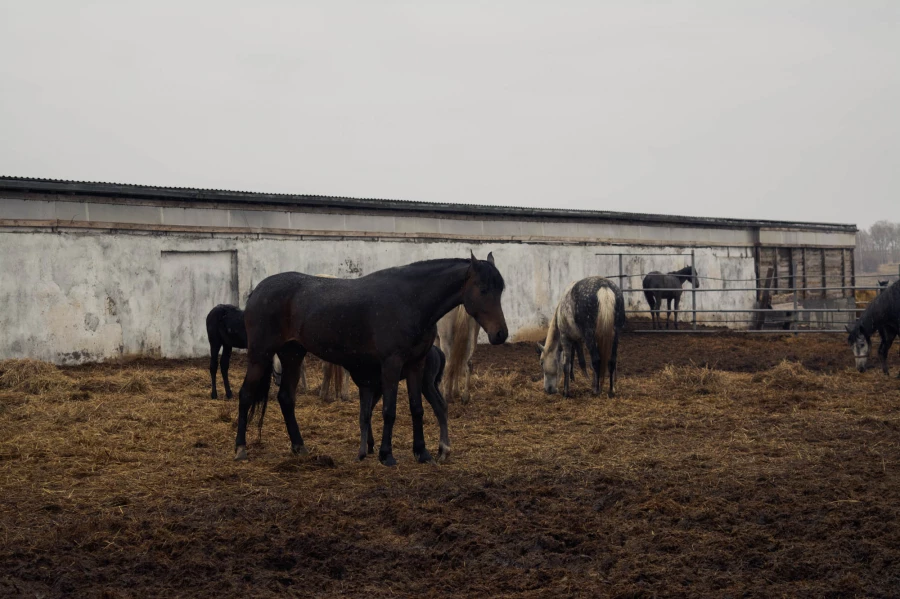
[541,346,562,394]
[852,337,870,372]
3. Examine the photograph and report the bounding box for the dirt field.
[2,331,900,598]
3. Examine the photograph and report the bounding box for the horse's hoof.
[437,442,451,463]
[225,391,233,400]
[357,451,367,461]
[291,444,308,456]
[234,446,248,461]
[415,449,434,464]
[211,391,218,400]
[379,453,397,467]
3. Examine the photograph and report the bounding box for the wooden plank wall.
[755,247,852,298]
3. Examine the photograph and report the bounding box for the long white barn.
[0,177,857,363]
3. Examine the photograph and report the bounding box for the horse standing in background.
[235,253,507,466]
[435,294,484,403]
[206,304,247,400]
[537,277,626,398]
[846,279,900,375]
[642,266,700,329]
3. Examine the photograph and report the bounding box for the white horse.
[435,305,480,403]
[537,276,625,397]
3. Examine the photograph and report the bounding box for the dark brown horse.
[206,304,247,400]
[234,253,507,466]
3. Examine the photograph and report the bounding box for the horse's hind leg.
[406,358,433,464]
[234,356,271,461]
[319,363,335,402]
[275,347,308,455]
[209,341,221,399]
[221,345,234,399]
[608,331,619,398]
[298,361,308,393]
[340,368,351,401]
[673,296,680,330]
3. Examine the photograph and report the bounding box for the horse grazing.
[537,277,626,397]
[642,266,700,329]
[846,279,900,375]
[235,253,507,466]
[206,305,248,399]
[435,305,480,403]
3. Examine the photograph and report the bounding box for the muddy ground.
[1,331,899,598]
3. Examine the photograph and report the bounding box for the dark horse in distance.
[206,304,248,399]
[235,253,508,466]
[642,266,700,329]
[846,279,900,375]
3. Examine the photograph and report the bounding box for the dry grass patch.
[0,359,75,396]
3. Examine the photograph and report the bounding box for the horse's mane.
[542,309,561,354]
[376,258,505,291]
[669,266,695,277]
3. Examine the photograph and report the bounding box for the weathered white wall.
[0,229,758,364]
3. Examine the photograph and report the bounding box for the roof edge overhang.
[0,176,858,234]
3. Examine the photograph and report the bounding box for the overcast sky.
[1,1,897,228]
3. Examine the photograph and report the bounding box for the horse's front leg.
[378,361,403,466]
[406,358,433,464]
[423,350,450,462]
[357,385,377,460]
[879,329,895,376]
[276,348,308,456]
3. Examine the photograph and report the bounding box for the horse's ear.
[535,343,544,356]
[469,250,478,267]
[844,323,853,333]
[486,252,495,265]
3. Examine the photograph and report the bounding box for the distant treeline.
[856,220,900,273]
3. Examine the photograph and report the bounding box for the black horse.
[846,279,900,375]
[206,304,248,399]
[235,253,507,466]
[642,266,700,329]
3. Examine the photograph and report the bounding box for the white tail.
[595,287,616,395]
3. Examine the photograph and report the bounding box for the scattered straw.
[0,359,75,396]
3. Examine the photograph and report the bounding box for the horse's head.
[845,322,870,373]
[878,280,888,293]
[535,341,563,394]
[463,251,508,344]
[689,266,700,288]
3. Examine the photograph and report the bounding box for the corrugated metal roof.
[0,176,857,232]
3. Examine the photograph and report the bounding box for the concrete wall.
[0,229,758,364]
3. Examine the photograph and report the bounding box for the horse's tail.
[445,306,472,395]
[246,358,275,441]
[643,289,656,310]
[596,287,617,383]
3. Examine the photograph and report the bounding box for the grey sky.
[1,1,897,228]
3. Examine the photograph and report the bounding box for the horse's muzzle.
[488,328,508,345]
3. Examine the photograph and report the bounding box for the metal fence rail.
[595,251,899,334]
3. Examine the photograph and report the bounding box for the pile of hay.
[0,359,74,396]
[750,359,826,391]
[656,362,725,395]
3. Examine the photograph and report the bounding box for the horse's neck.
[394,261,470,328]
